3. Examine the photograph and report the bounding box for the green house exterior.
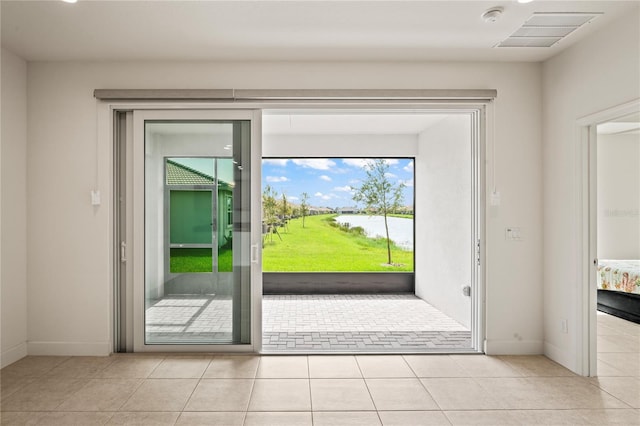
[166,159,233,249]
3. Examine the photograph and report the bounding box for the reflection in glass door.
[166,158,234,275]
[140,119,252,346]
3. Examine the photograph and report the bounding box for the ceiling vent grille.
[497,12,602,48]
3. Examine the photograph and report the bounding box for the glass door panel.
[140,119,252,347]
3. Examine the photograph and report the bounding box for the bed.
[597,260,640,324]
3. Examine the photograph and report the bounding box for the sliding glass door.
[132,110,260,351]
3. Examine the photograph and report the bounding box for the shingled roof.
[166,160,215,185]
[166,160,234,191]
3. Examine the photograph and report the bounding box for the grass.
[388,213,414,219]
[262,214,414,272]
[170,247,232,273]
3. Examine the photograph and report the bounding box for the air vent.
[497,12,602,48]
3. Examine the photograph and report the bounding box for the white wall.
[1,48,28,367]
[415,115,471,329]
[597,132,640,260]
[26,60,542,356]
[542,9,640,372]
[263,134,418,158]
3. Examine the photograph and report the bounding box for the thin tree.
[280,192,291,232]
[262,185,281,243]
[300,192,310,228]
[352,160,405,265]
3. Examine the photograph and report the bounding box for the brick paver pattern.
[146,294,472,351]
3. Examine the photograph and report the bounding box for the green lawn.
[388,213,414,219]
[170,247,232,273]
[262,214,414,272]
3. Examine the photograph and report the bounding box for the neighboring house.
[398,205,414,215]
[166,159,233,248]
[309,207,334,215]
[337,206,360,214]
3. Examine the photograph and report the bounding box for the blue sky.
[262,158,414,209]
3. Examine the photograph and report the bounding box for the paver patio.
[145,294,472,351]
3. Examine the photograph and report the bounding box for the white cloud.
[292,159,336,170]
[343,159,400,168]
[288,196,299,201]
[319,175,332,181]
[342,159,369,168]
[400,178,414,187]
[266,176,289,183]
[334,185,353,192]
[314,191,335,201]
[262,159,289,166]
[404,161,414,172]
[385,172,398,179]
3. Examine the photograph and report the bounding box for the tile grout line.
[177,362,210,415]
[404,353,447,414]
[242,357,260,420]
[113,357,165,413]
[584,378,636,409]
[306,356,314,426]
[354,356,383,425]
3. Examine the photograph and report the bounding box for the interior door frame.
[576,98,640,376]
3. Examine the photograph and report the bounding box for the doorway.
[592,111,640,374]
[260,109,483,353]
[577,99,640,376]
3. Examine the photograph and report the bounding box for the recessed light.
[61,0,78,3]
[517,0,535,3]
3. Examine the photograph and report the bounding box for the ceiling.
[1,1,637,63]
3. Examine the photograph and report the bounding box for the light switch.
[505,227,523,241]
[91,190,101,206]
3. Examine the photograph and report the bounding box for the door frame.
[117,108,263,353]
[576,98,640,376]
[107,99,488,354]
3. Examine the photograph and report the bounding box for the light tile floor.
[1,312,639,425]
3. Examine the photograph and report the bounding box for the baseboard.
[543,341,578,374]
[1,341,28,368]
[27,341,111,357]
[484,339,543,355]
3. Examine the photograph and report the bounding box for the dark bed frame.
[597,289,640,324]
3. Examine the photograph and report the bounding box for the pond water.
[334,215,413,251]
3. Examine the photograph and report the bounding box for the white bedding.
[597,260,640,295]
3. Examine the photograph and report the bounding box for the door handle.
[251,244,259,264]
